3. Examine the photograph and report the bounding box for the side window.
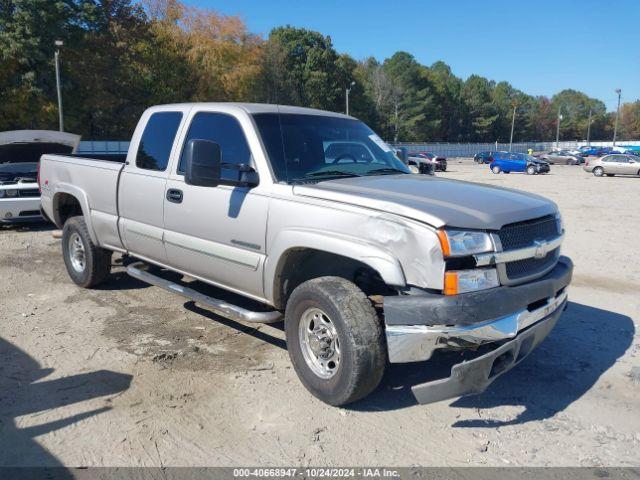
[136,112,183,171]
[178,112,252,181]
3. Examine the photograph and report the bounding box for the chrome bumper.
[386,290,568,364]
[411,301,565,404]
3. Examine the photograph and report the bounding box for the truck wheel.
[526,165,537,175]
[285,276,385,406]
[62,216,112,288]
[491,165,501,174]
[593,167,604,177]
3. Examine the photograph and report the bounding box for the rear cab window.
[135,111,183,171]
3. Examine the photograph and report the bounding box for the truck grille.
[498,215,561,283]
[505,248,560,280]
[18,189,40,198]
[497,215,559,250]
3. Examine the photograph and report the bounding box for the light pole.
[586,106,592,146]
[54,40,64,132]
[613,88,622,146]
[555,107,563,148]
[345,81,355,116]
[508,100,517,152]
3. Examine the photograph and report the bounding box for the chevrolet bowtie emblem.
[533,239,549,259]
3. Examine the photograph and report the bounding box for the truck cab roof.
[145,102,354,120]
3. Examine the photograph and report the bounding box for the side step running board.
[126,262,282,324]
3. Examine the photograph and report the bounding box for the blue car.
[489,152,550,175]
[578,146,600,156]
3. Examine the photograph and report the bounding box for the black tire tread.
[285,276,385,406]
[62,216,112,288]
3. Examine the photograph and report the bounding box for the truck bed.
[39,154,126,251]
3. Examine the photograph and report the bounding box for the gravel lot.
[1,162,639,468]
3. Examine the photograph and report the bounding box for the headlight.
[0,189,18,198]
[444,268,499,295]
[436,229,493,257]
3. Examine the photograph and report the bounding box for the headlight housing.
[0,189,18,198]
[444,269,499,295]
[436,229,493,257]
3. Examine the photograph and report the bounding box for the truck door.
[118,109,186,263]
[162,110,269,300]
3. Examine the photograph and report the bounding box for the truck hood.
[293,174,557,230]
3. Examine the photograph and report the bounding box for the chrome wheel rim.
[299,307,340,379]
[68,232,86,272]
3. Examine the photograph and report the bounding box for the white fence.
[392,140,640,158]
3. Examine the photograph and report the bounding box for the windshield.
[253,113,410,183]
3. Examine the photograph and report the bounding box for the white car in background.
[0,130,80,223]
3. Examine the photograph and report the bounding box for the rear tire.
[593,167,604,177]
[491,165,501,174]
[285,276,386,406]
[62,216,112,288]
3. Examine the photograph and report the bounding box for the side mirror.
[184,139,221,187]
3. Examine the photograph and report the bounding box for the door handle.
[166,189,183,204]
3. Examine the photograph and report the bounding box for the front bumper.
[411,302,565,404]
[383,256,572,404]
[0,197,42,222]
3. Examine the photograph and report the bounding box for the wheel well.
[54,193,83,226]
[273,248,395,310]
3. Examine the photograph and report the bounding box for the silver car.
[583,154,640,177]
[539,150,582,165]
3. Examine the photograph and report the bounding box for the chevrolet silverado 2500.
[39,103,573,406]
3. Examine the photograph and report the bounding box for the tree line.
[2,0,639,142]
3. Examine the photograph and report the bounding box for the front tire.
[526,165,537,175]
[491,165,501,174]
[62,216,112,288]
[593,167,604,177]
[285,277,386,406]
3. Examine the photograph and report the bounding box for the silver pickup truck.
[39,103,573,406]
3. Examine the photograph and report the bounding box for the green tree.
[551,89,607,141]
[620,101,640,139]
[0,0,79,130]
[460,75,498,141]
[259,26,343,112]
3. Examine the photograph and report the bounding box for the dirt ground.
[1,162,639,468]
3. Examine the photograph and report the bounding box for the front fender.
[263,227,406,304]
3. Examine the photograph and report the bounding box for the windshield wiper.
[366,167,409,175]
[297,170,363,182]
